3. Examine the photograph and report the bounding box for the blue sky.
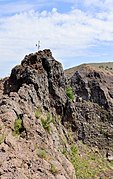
[1,0,113,77]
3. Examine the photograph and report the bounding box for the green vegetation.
[41,113,55,133]
[35,110,55,133]
[35,107,42,118]
[0,135,5,144]
[37,148,47,159]
[13,115,23,135]
[66,87,74,101]
[50,164,58,175]
[62,142,112,179]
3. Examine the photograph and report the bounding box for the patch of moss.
[66,87,74,101]
[37,148,47,159]
[13,115,24,135]
[0,135,5,144]
[50,164,58,175]
[41,113,55,133]
[35,107,42,119]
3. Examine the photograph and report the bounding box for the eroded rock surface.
[0,49,76,179]
[0,50,113,178]
[65,64,113,156]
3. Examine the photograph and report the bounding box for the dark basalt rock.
[2,51,113,156]
[1,50,113,178]
[3,49,67,114]
[71,69,109,109]
[66,64,113,155]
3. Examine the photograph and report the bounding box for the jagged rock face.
[0,95,76,179]
[4,49,67,114]
[0,50,76,179]
[71,68,109,109]
[65,65,113,155]
[74,101,113,151]
[1,50,113,178]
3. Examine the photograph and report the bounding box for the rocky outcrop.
[65,64,113,156]
[1,50,113,178]
[4,49,66,115]
[0,49,76,179]
[70,66,110,109]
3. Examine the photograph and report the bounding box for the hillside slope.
[0,50,113,179]
[65,63,113,152]
[65,62,113,78]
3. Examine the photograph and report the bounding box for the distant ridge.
[65,62,113,78]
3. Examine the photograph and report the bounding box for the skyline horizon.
[1,0,113,77]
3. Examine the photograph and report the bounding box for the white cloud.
[0,0,55,16]
[1,2,113,77]
[84,0,104,7]
[83,0,113,11]
[0,9,95,61]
